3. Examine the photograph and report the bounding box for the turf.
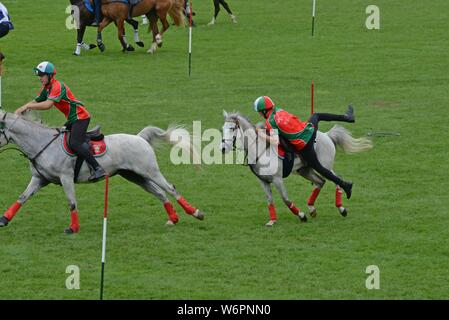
[0,0,448,299]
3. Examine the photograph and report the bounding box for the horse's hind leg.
[258,179,277,227]
[116,19,134,52]
[298,167,325,218]
[272,177,307,223]
[118,170,179,225]
[146,171,204,221]
[335,186,347,217]
[126,18,144,47]
[147,10,160,53]
[0,176,49,228]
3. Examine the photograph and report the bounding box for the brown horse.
[69,0,144,55]
[97,0,185,53]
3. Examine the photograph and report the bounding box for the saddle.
[62,125,107,182]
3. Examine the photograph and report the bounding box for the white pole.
[312,0,316,36]
[100,175,109,300]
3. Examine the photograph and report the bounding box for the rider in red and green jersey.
[254,96,354,199]
[15,61,106,181]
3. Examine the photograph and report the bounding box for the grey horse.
[220,111,372,226]
[0,110,204,233]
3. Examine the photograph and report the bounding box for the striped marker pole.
[188,0,193,77]
[0,53,5,108]
[100,175,109,300]
[311,81,315,115]
[312,0,316,37]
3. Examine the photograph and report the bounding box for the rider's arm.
[15,100,54,114]
[256,128,279,145]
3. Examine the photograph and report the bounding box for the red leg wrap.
[4,202,22,221]
[336,187,343,207]
[268,204,277,221]
[70,210,80,233]
[177,196,197,215]
[307,188,321,206]
[287,202,300,215]
[164,202,179,223]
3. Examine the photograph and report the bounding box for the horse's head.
[0,110,9,148]
[221,110,240,154]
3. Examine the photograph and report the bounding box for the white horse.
[0,110,204,233]
[220,111,372,226]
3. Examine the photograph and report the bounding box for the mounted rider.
[254,96,354,199]
[15,61,106,182]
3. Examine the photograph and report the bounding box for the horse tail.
[138,125,200,163]
[169,0,186,27]
[326,125,373,154]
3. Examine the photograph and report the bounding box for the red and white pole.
[100,175,109,300]
[188,0,193,77]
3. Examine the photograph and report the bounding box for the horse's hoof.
[165,220,176,226]
[64,227,78,234]
[338,207,347,217]
[126,45,135,52]
[136,41,144,48]
[89,44,97,50]
[0,216,9,227]
[147,48,155,54]
[193,209,204,221]
[73,52,80,56]
[298,212,308,223]
[309,206,317,218]
[265,220,276,227]
[98,43,105,52]
[157,42,163,48]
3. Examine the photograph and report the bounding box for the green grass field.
[0,0,448,299]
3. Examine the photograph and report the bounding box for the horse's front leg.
[97,17,112,52]
[117,19,134,52]
[272,177,307,223]
[147,11,160,54]
[60,176,80,234]
[0,176,49,228]
[258,179,277,227]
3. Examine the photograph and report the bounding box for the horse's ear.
[223,110,228,118]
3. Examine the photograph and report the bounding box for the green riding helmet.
[33,61,57,77]
[253,96,275,112]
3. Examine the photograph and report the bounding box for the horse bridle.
[222,121,239,151]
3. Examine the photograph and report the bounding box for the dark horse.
[69,0,144,55]
[97,0,185,54]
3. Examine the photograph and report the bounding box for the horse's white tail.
[327,125,373,154]
[138,125,200,163]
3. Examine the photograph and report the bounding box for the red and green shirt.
[265,107,315,152]
[35,78,90,124]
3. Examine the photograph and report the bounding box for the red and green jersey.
[265,107,315,152]
[35,78,90,124]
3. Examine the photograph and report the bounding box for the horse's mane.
[226,111,255,129]
[16,111,58,131]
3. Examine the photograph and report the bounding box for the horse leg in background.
[0,176,49,228]
[156,5,170,38]
[145,170,204,221]
[298,167,326,218]
[96,17,112,52]
[335,186,347,217]
[125,18,145,47]
[147,10,161,53]
[118,170,180,226]
[116,18,135,52]
[258,180,277,227]
[74,25,97,56]
[60,176,81,234]
[272,177,307,223]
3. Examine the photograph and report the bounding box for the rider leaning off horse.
[253,96,354,199]
[15,61,106,181]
